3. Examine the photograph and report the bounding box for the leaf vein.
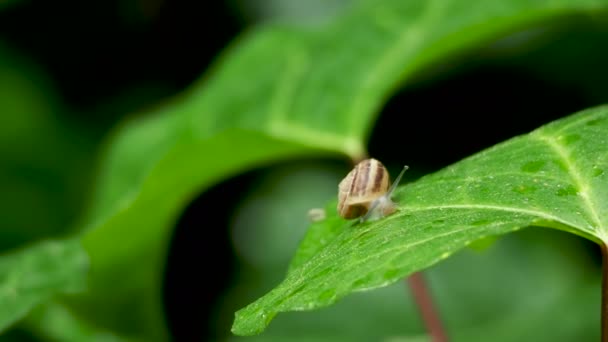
[403,203,578,228]
[534,134,604,234]
[409,171,571,189]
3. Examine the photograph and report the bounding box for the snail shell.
[337,158,407,221]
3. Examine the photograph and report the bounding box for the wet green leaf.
[232,106,608,335]
[229,229,599,341]
[223,167,598,341]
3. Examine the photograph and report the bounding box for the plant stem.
[407,272,448,342]
[601,241,608,342]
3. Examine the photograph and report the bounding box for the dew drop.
[471,219,490,226]
[317,289,336,302]
[593,168,605,177]
[562,134,581,145]
[587,118,604,126]
[289,285,305,297]
[521,160,545,173]
[353,276,372,288]
[260,311,271,324]
[383,268,401,279]
[316,267,335,278]
[512,185,537,194]
[556,186,578,197]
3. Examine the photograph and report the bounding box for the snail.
[337,158,408,222]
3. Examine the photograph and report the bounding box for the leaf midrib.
[403,203,576,227]
[264,40,365,157]
[534,133,604,236]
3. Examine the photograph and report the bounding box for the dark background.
[1,1,607,341]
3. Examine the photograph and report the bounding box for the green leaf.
[227,228,598,341]
[220,163,599,340]
[231,105,608,335]
[77,130,331,339]
[0,240,88,333]
[23,302,135,342]
[0,41,95,250]
[74,0,608,338]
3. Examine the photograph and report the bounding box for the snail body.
[337,158,408,222]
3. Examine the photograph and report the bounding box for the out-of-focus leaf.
[0,0,23,12]
[0,240,88,333]
[234,0,355,25]
[72,0,608,338]
[230,163,345,272]
[232,106,608,335]
[481,14,608,105]
[24,302,134,342]
[77,130,329,339]
[0,42,94,249]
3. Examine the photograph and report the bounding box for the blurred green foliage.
[0,240,87,332]
[0,0,607,341]
[0,43,95,249]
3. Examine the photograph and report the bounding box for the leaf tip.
[231,305,276,336]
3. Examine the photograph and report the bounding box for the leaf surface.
[232,105,608,335]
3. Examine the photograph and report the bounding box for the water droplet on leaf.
[593,168,604,177]
[383,268,401,279]
[317,289,336,302]
[556,186,578,197]
[521,161,545,173]
[512,185,537,194]
[586,118,604,126]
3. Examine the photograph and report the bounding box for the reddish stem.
[407,272,448,342]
